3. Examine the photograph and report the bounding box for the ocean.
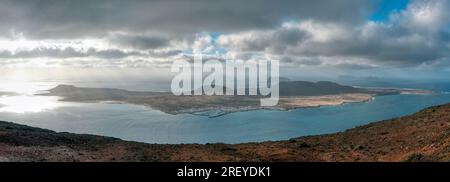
[0,81,450,144]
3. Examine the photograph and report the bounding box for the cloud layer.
[0,0,449,73]
[218,0,450,68]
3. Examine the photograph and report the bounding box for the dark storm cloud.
[0,47,143,59]
[218,0,450,67]
[280,56,323,66]
[0,0,375,39]
[274,28,308,46]
[216,27,310,53]
[0,47,84,58]
[109,34,170,50]
[284,31,450,65]
[148,50,183,58]
[0,0,449,70]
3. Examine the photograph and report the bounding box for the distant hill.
[44,81,399,100]
[279,81,373,96]
[43,84,166,101]
[195,81,383,96]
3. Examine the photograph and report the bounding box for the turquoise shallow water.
[1,93,450,144]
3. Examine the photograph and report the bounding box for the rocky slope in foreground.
[1,103,449,162]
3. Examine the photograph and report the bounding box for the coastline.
[1,103,449,162]
[36,84,433,118]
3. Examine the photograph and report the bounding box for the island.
[37,81,431,117]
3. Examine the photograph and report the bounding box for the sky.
[0,0,449,82]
